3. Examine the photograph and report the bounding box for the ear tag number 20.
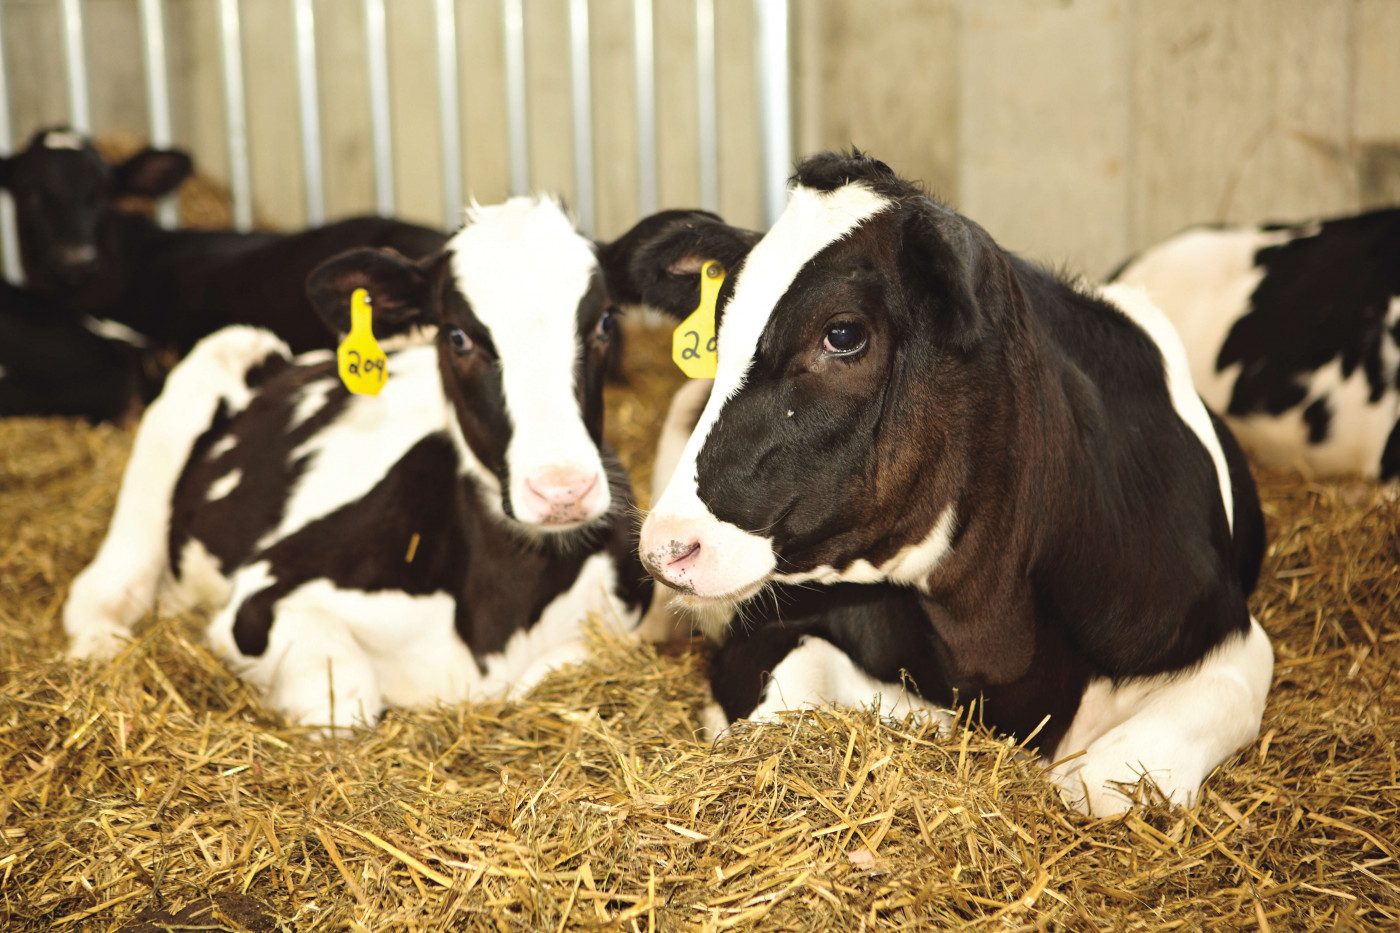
[337,288,388,396]
[672,260,725,379]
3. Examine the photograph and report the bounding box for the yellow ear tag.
[337,288,388,396]
[672,260,724,379]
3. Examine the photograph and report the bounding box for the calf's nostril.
[666,540,701,566]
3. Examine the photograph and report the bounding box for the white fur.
[289,375,337,430]
[733,635,954,729]
[1048,617,1273,815]
[774,505,958,591]
[64,327,289,659]
[450,198,611,528]
[163,538,232,614]
[206,434,238,460]
[42,130,84,150]
[1097,282,1234,529]
[205,468,242,502]
[81,316,149,348]
[207,553,636,731]
[642,183,893,601]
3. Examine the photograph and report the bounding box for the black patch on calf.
[1381,420,1400,481]
[1218,210,1400,421]
[1303,396,1332,444]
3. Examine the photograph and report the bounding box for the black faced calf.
[63,197,667,730]
[632,153,1272,815]
[0,127,447,356]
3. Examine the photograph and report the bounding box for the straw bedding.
[1,321,1396,931]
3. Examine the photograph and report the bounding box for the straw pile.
[1,320,1397,931]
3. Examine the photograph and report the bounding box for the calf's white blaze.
[450,198,610,528]
[643,182,892,600]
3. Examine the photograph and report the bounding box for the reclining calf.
[63,197,656,730]
[634,152,1273,815]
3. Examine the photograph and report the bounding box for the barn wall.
[4,0,1397,273]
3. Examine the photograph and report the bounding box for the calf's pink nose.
[523,468,601,524]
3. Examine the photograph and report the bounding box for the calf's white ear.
[307,248,445,339]
[598,209,762,319]
[112,148,193,199]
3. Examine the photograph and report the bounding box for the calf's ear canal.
[306,248,442,338]
[112,148,193,198]
[598,209,761,319]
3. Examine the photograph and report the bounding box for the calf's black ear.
[307,247,442,337]
[899,206,1004,355]
[598,209,762,319]
[112,147,193,199]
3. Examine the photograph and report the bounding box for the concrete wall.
[4,0,1398,273]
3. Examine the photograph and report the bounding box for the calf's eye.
[593,309,615,342]
[823,321,867,355]
[448,328,473,353]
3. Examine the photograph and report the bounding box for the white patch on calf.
[644,183,892,600]
[64,327,290,660]
[1112,227,1296,413]
[207,552,636,729]
[162,538,232,614]
[81,316,150,348]
[744,635,954,728]
[449,198,611,529]
[289,376,336,430]
[1049,617,1273,815]
[1097,282,1235,531]
[205,467,242,502]
[42,130,84,150]
[206,434,238,460]
[270,346,447,547]
[773,505,958,591]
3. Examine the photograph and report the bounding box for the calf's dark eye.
[823,321,867,355]
[593,309,615,342]
[449,328,473,353]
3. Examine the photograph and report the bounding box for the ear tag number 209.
[337,288,388,396]
[672,260,725,379]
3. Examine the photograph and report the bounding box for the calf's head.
[629,152,1020,607]
[308,197,736,535]
[0,127,191,293]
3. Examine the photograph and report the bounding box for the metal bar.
[568,0,594,234]
[139,0,178,228]
[434,0,462,228]
[218,0,253,231]
[632,0,656,217]
[363,0,394,216]
[695,0,718,213]
[60,0,91,132]
[293,0,324,226]
[0,6,21,282]
[503,0,529,196]
[754,0,791,227]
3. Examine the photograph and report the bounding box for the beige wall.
[4,0,1398,273]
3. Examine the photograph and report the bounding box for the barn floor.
[1,323,1397,931]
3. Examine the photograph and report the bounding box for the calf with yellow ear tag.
[337,288,388,396]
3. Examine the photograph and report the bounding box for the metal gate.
[0,0,792,282]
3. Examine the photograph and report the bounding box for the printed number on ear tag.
[337,288,388,396]
[672,260,725,379]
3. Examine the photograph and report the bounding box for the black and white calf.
[1108,208,1400,479]
[63,197,658,730]
[633,153,1272,814]
[0,127,447,356]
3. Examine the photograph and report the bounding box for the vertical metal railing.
[695,0,719,214]
[0,1,791,245]
[60,0,91,133]
[363,0,394,216]
[754,0,791,228]
[503,0,529,197]
[138,0,178,228]
[293,0,325,226]
[632,0,657,218]
[0,5,19,282]
[217,0,253,231]
[568,0,594,235]
[434,0,463,228]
